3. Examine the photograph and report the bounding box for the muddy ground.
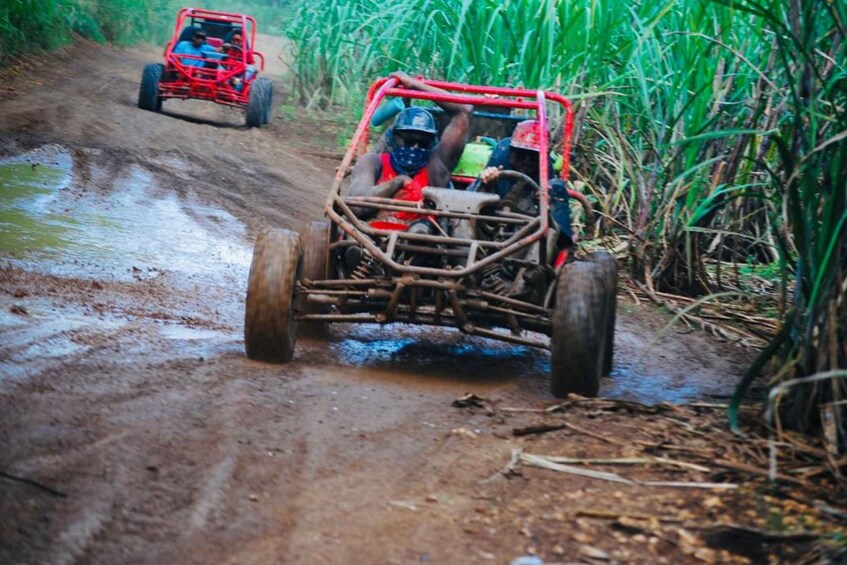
[0,40,843,564]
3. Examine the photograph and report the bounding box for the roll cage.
[159,8,266,107]
[324,77,577,280]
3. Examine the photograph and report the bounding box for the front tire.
[263,79,273,124]
[586,251,618,376]
[299,221,330,338]
[138,63,164,112]
[246,77,272,127]
[244,229,302,362]
[550,261,609,397]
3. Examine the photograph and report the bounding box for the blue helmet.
[393,107,437,135]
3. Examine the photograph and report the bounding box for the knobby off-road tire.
[244,229,302,362]
[262,78,273,125]
[586,251,618,376]
[550,261,609,397]
[138,63,164,112]
[299,220,330,338]
[245,77,273,127]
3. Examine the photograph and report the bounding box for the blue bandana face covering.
[390,147,431,176]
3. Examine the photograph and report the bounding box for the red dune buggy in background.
[137,8,272,127]
[244,77,618,397]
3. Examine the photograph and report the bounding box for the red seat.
[207,37,223,48]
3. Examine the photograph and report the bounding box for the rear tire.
[246,77,272,127]
[550,261,609,397]
[299,221,331,338]
[586,251,618,376]
[138,63,164,112]
[244,229,302,362]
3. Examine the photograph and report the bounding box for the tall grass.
[724,0,846,449]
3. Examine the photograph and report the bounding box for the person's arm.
[390,71,472,171]
[347,153,411,218]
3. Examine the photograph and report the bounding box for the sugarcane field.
[1,1,845,563]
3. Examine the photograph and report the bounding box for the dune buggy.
[244,77,617,397]
[137,8,272,127]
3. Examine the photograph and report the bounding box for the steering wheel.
[483,170,542,216]
[494,170,541,197]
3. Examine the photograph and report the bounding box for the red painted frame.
[157,8,266,108]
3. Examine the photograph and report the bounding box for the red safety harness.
[369,154,430,231]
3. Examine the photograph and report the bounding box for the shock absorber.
[351,250,378,280]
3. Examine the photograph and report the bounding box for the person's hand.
[222,42,232,49]
[393,174,412,190]
[480,166,502,184]
[382,174,412,197]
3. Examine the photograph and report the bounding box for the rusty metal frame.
[299,77,578,346]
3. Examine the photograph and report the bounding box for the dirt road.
[0,40,826,564]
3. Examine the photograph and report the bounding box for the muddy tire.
[138,63,164,112]
[244,229,302,362]
[299,220,330,338]
[246,78,272,128]
[586,251,618,376]
[550,261,609,397]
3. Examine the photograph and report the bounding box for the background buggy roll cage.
[163,8,265,83]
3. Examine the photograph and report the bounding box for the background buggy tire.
[299,221,330,338]
[550,261,609,397]
[138,63,164,112]
[586,251,618,376]
[262,78,273,124]
[245,77,272,127]
[244,229,302,362]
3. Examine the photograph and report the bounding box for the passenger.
[472,119,573,251]
[222,30,256,90]
[348,71,472,228]
[172,30,221,68]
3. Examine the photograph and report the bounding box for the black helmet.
[393,107,437,135]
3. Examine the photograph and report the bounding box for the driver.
[348,71,472,229]
[173,29,221,68]
[472,119,573,254]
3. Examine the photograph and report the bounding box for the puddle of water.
[157,324,229,341]
[329,324,731,404]
[603,363,706,404]
[0,145,251,281]
[0,298,126,383]
[0,147,75,256]
[330,324,546,378]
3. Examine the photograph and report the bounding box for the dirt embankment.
[1,39,841,564]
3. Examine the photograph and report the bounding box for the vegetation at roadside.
[0,0,291,63]
[287,0,845,454]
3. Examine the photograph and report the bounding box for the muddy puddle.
[0,144,251,283]
[327,324,738,404]
[1,145,740,404]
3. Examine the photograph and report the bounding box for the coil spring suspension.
[351,251,378,280]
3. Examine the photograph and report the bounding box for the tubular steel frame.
[157,8,266,108]
[300,77,581,348]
